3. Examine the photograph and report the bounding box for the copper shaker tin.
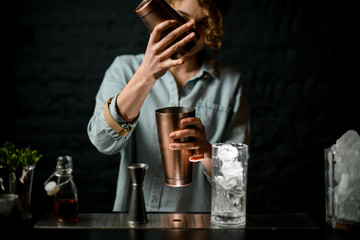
[135,0,200,59]
[155,107,195,187]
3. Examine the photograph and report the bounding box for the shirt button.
[203,74,211,80]
[153,197,158,202]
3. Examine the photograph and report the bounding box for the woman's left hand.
[168,117,211,162]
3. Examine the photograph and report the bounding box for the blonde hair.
[166,0,225,51]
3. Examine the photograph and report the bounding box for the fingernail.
[187,21,194,27]
[189,156,203,162]
[169,144,176,150]
[169,132,176,138]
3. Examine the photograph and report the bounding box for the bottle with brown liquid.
[53,156,79,223]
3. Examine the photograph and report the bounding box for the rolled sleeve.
[103,96,139,140]
[88,55,144,154]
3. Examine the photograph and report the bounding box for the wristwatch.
[102,97,133,137]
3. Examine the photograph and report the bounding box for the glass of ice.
[211,143,248,227]
[325,146,360,230]
[324,147,334,226]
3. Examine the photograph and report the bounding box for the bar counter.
[1,212,358,240]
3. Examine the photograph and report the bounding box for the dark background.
[1,0,359,223]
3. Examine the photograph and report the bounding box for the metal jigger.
[127,163,149,225]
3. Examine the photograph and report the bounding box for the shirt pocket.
[195,101,231,141]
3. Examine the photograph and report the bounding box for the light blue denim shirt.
[87,53,250,212]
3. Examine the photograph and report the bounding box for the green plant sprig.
[0,142,43,168]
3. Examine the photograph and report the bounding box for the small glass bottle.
[52,155,79,223]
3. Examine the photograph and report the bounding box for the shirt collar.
[193,51,219,81]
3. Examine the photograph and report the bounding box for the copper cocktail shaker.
[155,107,195,187]
[135,0,200,59]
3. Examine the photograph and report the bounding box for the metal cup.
[128,163,148,225]
[135,0,200,59]
[155,106,195,187]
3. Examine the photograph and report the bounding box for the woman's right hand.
[138,20,196,81]
[115,20,196,123]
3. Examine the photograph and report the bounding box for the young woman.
[88,0,250,212]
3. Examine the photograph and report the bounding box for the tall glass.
[324,148,334,226]
[211,143,248,227]
[325,147,360,230]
